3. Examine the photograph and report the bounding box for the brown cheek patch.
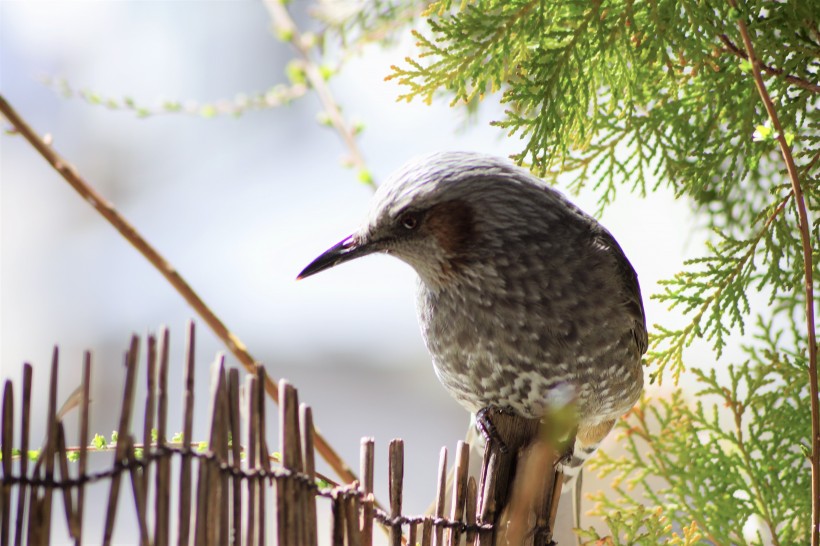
[425,200,476,256]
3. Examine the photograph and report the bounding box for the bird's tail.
[559,417,617,488]
[556,442,599,487]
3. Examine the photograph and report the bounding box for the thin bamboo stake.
[447,441,469,546]
[54,423,77,539]
[465,477,477,546]
[27,494,44,546]
[1,381,13,546]
[141,334,158,526]
[245,374,258,546]
[331,491,345,546]
[278,381,303,546]
[75,353,91,546]
[388,439,404,546]
[195,357,226,545]
[40,347,60,545]
[218,365,230,546]
[103,336,140,546]
[227,369,242,546]
[300,404,318,546]
[360,438,375,546]
[345,490,363,546]
[421,518,433,546]
[256,366,269,546]
[13,364,32,546]
[155,328,171,546]
[125,435,151,546]
[178,322,196,546]
[433,447,447,546]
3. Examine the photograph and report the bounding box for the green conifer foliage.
[363,0,820,542]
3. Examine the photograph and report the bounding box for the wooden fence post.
[388,439,404,546]
[475,408,561,546]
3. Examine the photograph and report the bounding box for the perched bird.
[298,151,646,479]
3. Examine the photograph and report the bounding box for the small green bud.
[784,131,795,146]
[318,64,334,81]
[93,434,107,449]
[357,169,374,185]
[752,124,772,141]
[275,27,294,42]
[286,60,307,85]
[110,430,119,443]
[316,111,333,126]
[200,105,217,118]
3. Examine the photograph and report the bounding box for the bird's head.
[297,151,570,288]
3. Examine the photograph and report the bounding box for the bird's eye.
[399,212,419,231]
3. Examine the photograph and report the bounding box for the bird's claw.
[554,440,576,473]
[476,406,511,454]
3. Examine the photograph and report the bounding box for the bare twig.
[727,6,819,545]
[42,76,309,118]
[262,0,376,189]
[0,94,359,488]
[718,34,820,94]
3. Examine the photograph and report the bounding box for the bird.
[297,151,646,482]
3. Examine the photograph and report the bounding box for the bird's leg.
[555,440,576,470]
[475,406,512,454]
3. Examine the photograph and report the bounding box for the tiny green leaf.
[93,434,107,449]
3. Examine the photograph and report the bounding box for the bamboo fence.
[0,325,563,545]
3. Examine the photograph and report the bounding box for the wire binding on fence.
[0,324,497,545]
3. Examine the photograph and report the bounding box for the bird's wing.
[591,227,648,355]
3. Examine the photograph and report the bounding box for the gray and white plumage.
[299,151,647,476]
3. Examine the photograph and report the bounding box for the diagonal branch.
[0,94,359,488]
[262,0,375,189]
[718,34,820,94]
[727,5,819,545]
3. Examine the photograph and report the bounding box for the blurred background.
[1,1,709,543]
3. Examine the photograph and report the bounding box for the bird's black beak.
[297,234,375,280]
